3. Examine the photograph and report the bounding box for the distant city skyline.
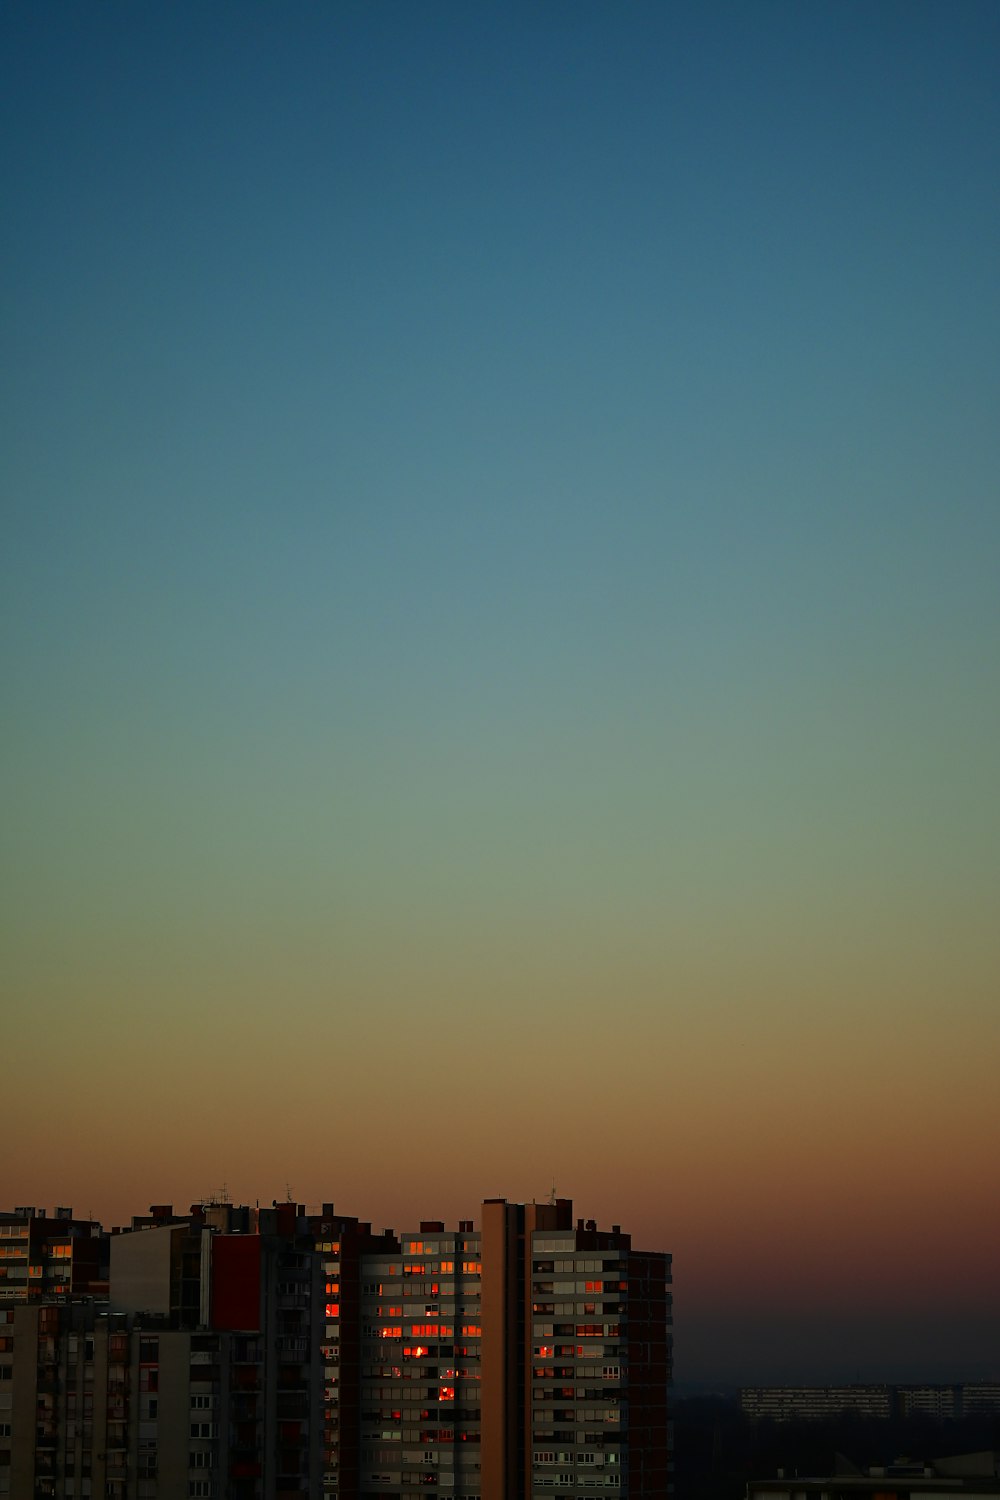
[3,1,998,1390]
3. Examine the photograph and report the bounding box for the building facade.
[0,1198,671,1500]
[0,1211,107,1307]
[354,1198,672,1500]
[740,1384,1000,1425]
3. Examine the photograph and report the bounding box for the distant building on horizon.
[740,1383,1000,1424]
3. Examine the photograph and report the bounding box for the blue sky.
[2,1,999,1380]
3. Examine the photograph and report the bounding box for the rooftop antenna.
[549,1182,557,1206]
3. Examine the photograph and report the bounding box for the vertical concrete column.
[481,1201,521,1500]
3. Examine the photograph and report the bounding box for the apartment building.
[0,1211,107,1306]
[963,1386,1000,1418]
[740,1384,1000,1425]
[0,1197,671,1500]
[354,1198,672,1500]
[740,1387,894,1422]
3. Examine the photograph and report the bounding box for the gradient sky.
[2,1,999,1384]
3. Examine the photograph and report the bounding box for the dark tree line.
[672,1397,1000,1500]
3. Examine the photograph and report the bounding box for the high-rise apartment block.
[0,1210,107,1306]
[0,1196,671,1499]
[739,1383,1000,1424]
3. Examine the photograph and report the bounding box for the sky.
[2,1,999,1384]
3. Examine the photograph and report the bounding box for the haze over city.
[3,1,998,1386]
